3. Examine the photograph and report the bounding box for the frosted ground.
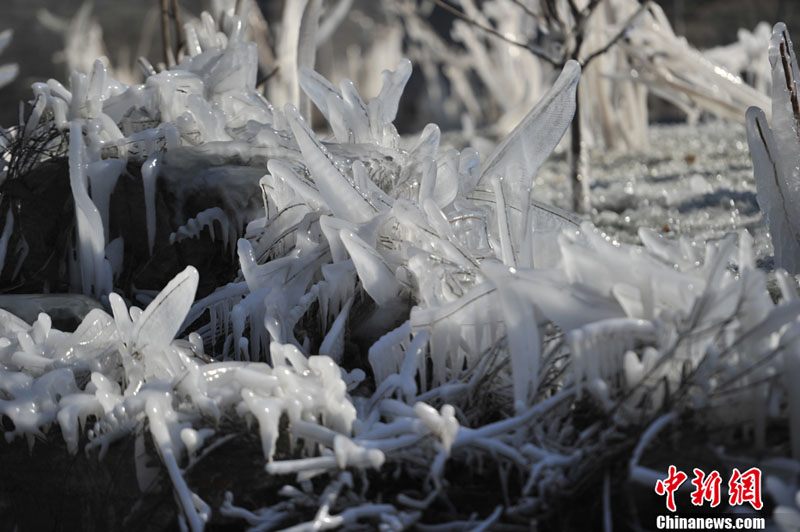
[537,121,766,256]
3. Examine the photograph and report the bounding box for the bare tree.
[426,0,651,213]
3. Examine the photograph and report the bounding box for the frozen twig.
[579,1,651,67]
[424,0,560,65]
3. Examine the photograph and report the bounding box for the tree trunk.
[570,86,589,213]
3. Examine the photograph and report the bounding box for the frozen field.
[536,121,770,260]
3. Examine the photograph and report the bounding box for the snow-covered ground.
[536,121,772,264]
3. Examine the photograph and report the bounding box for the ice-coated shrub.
[1,5,800,531]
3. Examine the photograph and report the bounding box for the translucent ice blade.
[0,29,12,56]
[340,229,400,305]
[109,292,133,346]
[746,106,800,273]
[472,60,580,197]
[0,63,18,91]
[483,262,540,412]
[410,123,440,162]
[267,159,324,209]
[457,147,480,196]
[372,59,412,126]
[769,25,800,154]
[766,24,800,265]
[0,27,15,89]
[285,104,375,224]
[299,65,341,122]
[769,23,800,135]
[339,78,371,143]
[433,149,459,208]
[418,157,437,203]
[132,266,199,349]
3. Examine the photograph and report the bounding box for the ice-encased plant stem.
[747,23,800,275]
[2,6,800,531]
[746,22,800,481]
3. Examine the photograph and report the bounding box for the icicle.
[242,389,283,460]
[86,159,125,240]
[141,153,162,255]
[169,207,232,251]
[68,122,111,297]
[319,296,353,364]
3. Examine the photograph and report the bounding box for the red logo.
[654,466,762,512]
[728,467,763,510]
[655,465,687,512]
[690,468,722,507]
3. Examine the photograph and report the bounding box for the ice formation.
[0,29,17,91]
[0,4,799,531]
[746,23,800,275]
[389,0,769,150]
[705,22,773,94]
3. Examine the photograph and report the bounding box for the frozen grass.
[0,4,799,532]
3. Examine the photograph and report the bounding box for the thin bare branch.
[570,0,603,44]
[581,0,603,18]
[160,0,176,67]
[426,0,560,66]
[579,0,650,67]
[566,0,582,21]
[541,0,566,31]
[508,0,547,25]
[170,0,183,59]
[256,66,280,93]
